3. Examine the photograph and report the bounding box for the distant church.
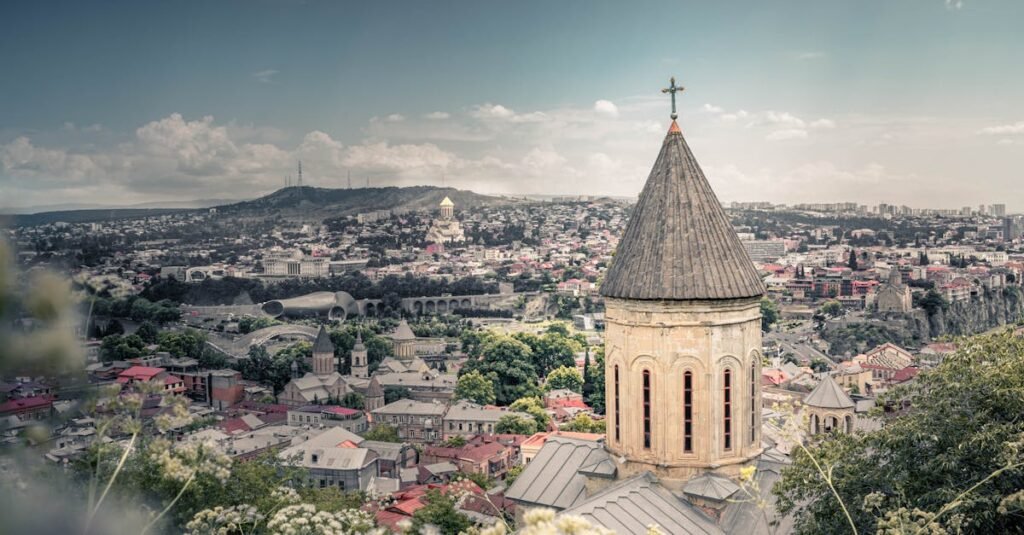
[425,196,466,245]
[279,326,348,406]
[875,266,911,314]
[506,79,790,534]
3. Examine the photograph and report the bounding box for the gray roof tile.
[600,121,765,300]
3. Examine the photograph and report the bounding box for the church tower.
[601,79,765,487]
[311,325,336,376]
[350,332,369,379]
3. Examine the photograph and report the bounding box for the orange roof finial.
[668,120,681,134]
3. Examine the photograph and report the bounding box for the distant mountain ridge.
[218,185,510,220]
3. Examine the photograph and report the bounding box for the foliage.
[918,288,949,316]
[443,435,467,448]
[410,489,473,535]
[545,365,583,393]
[559,413,605,433]
[818,300,845,318]
[238,344,310,395]
[822,322,914,357]
[495,414,538,435]
[100,333,147,362]
[775,329,1024,534]
[460,333,541,406]
[585,346,606,414]
[452,470,492,490]
[809,359,830,373]
[93,294,182,323]
[237,315,279,334]
[135,321,160,343]
[363,424,400,443]
[339,392,364,410]
[504,465,524,487]
[509,397,551,432]
[455,369,497,405]
[760,297,779,332]
[513,329,582,378]
[157,328,208,360]
[384,385,412,404]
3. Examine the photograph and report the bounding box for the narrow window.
[643,369,652,449]
[613,365,620,443]
[724,369,733,451]
[683,371,693,453]
[749,362,757,445]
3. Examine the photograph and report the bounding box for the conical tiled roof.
[391,320,416,341]
[366,376,383,397]
[312,325,334,354]
[804,375,855,409]
[600,121,764,300]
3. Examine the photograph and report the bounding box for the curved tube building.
[260,291,359,321]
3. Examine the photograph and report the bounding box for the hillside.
[5,208,189,227]
[217,185,510,220]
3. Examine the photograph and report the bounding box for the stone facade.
[603,296,763,488]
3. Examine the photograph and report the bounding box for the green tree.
[384,386,412,404]
[460,334,541,406]
[847,249,858,271]
[545,365,583,393]
[585,346,606,414]
[818,300,844,318]
[495,414,538,435]
[509,396,551,432]
[363,424,401,443]
[410,489,472,535]
[339,392,364,410]
[454,369,497,405]
[559,413,606,433]
[157,329,207,360]
[775,329,1024,534]
[505,465,524,486]
[443,435,467,448]
[99,333,146,362]
[134,321,159,344]
[760,297,779,332]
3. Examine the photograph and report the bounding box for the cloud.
[809,118,836,129]
[252,69,279,83]
[720,110,749,122]
[945,0,963,10]
[593,100,619,118]
[796,51,826,60]
[470,103,549,123]
[385,114,405,122]
[702,103,724,114]
[766,129,809,141]
[978,121,1024,135]
[424,111,450,120]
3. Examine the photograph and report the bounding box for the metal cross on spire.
[661,76,685,120]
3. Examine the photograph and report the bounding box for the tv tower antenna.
[297,161,303,187]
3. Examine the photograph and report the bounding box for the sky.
[1,0,1023,211]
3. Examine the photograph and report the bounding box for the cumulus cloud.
[593,100,619,117]
[470,103,548,123]
[424,111,450,120]
[945,0,963,10]
[702,103,724,114]
[796,51,826,60]
[978,121,1024,135]
[766,129,809,141]
[252,69,278,83]
[385,114,405,122]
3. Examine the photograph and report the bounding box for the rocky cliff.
[906,285,1024,340]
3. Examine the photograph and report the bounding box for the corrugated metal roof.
[600,121,765,301]
[505,436,609,510]
[560,472,723,535]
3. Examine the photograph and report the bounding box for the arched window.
[642,369,652,449]
[749,361,757,445]
[723,369,733,451]
[613,365,620,443]
[683,371,693,453]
